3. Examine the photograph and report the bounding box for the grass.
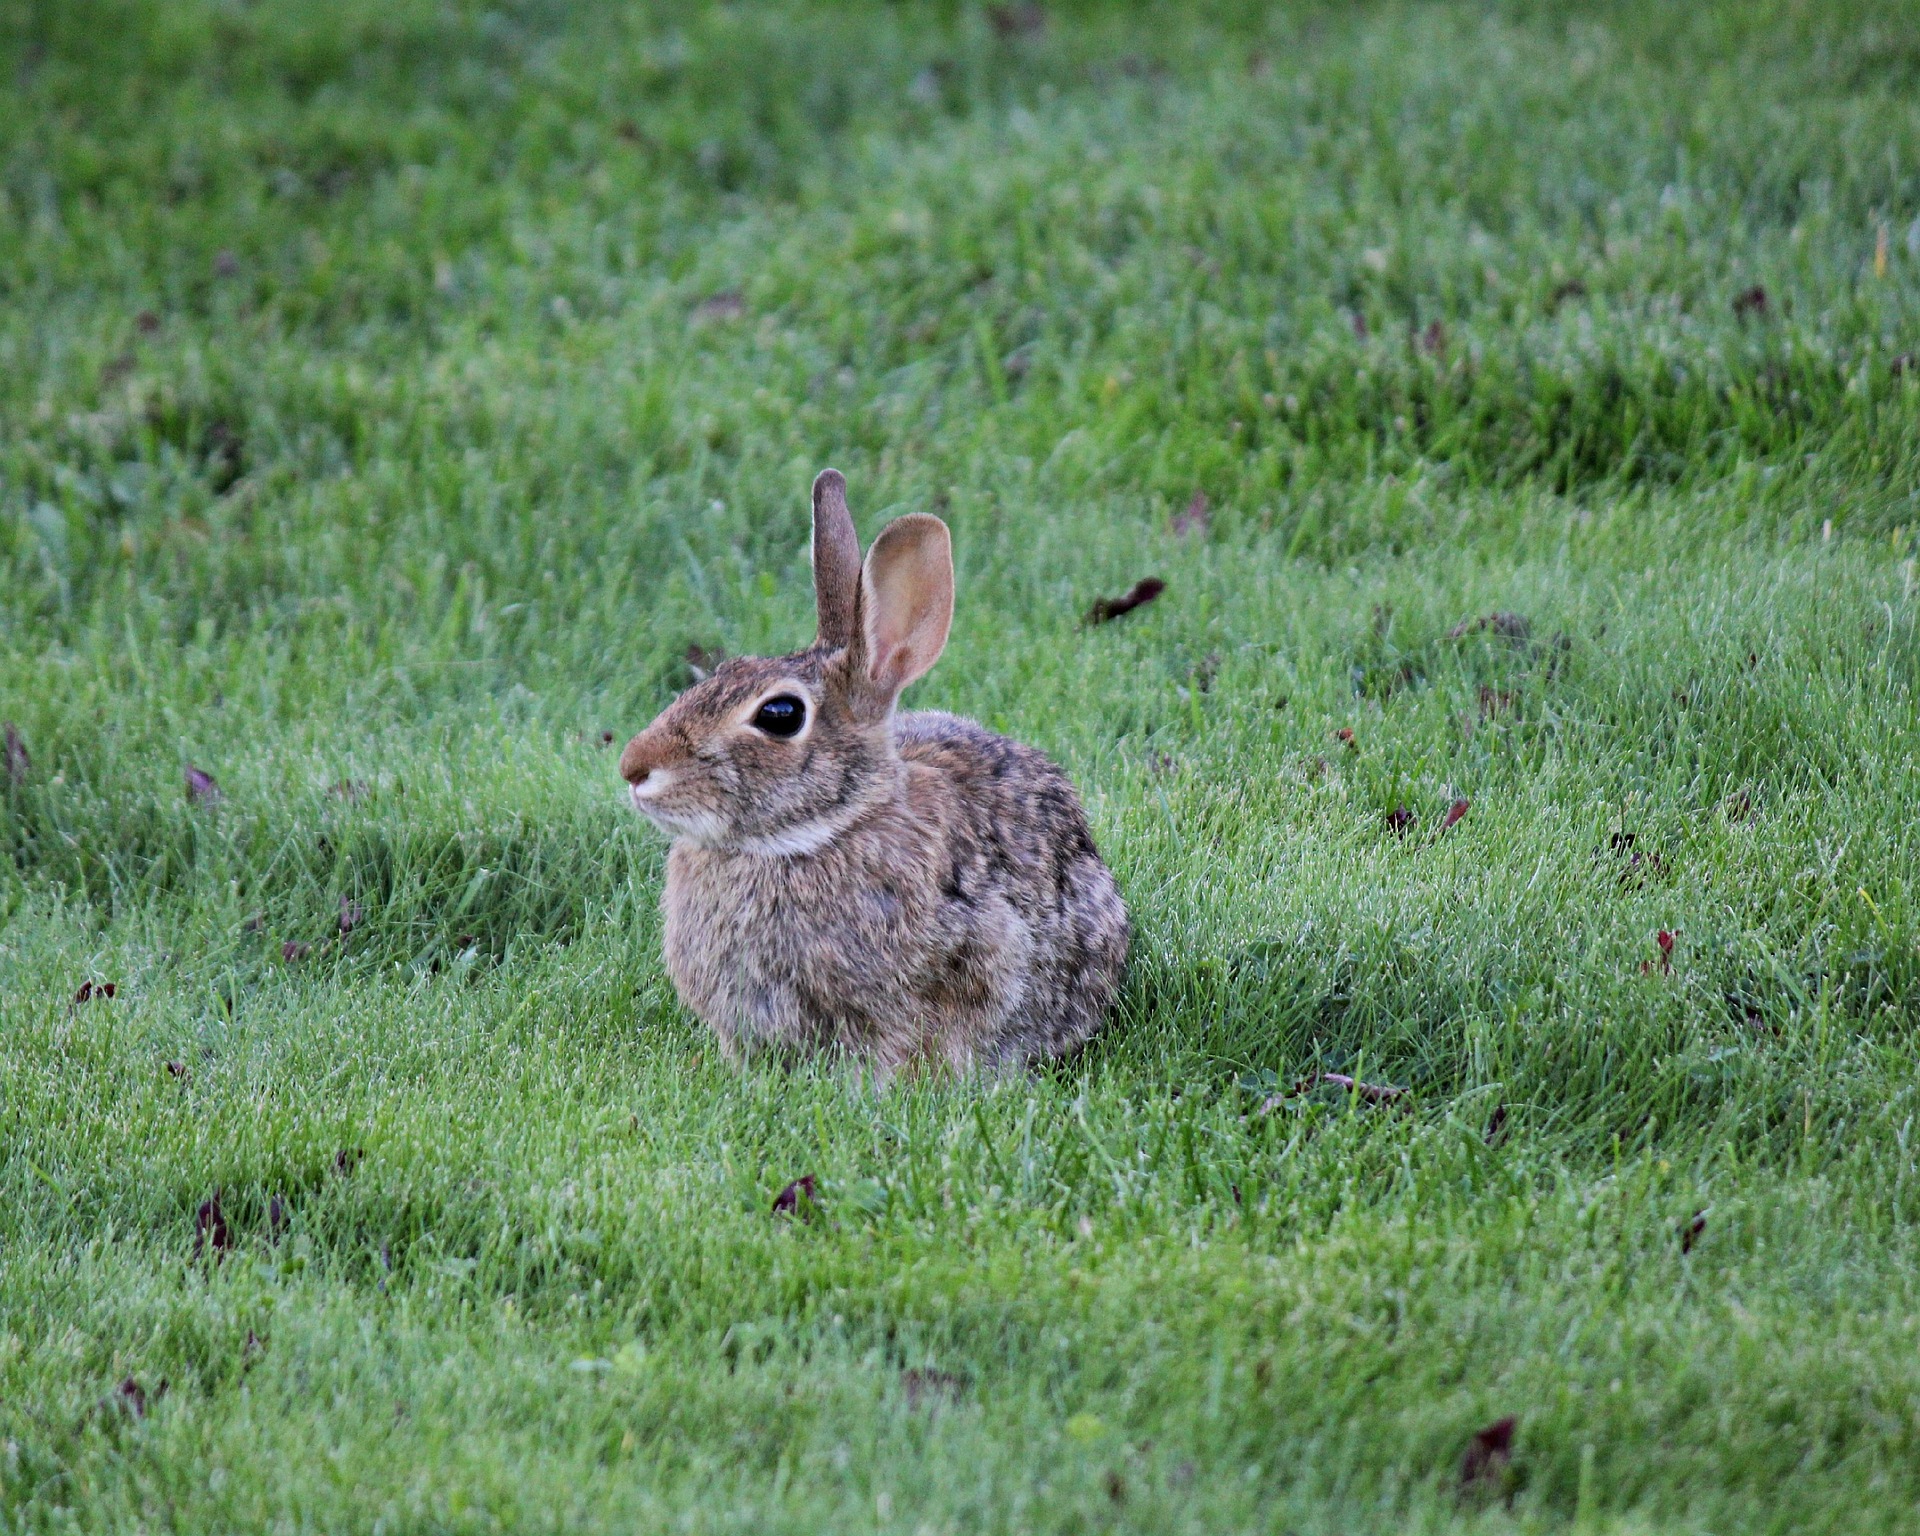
[4,0,1920,1529]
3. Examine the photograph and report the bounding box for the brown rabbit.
[619,469,1129,1075]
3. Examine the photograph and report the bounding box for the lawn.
[4,0,1920,1529]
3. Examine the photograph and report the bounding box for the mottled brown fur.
[619,470,1128,1075]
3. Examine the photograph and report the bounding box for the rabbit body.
[621,471,1128,1074]
[663,708,1127,1071]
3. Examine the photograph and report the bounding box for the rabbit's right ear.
[811,469,862,650]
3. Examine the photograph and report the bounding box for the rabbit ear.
[859,514,953,702]
[811,469,862,650]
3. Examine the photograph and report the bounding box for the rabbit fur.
[619,469,1129,1075]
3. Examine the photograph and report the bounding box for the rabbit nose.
[618,735,653,785]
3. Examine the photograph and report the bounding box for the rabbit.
[619,468,1129,1076]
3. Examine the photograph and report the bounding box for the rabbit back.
[893,710,1129,1065]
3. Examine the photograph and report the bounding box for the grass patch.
[4,1,1920,1530]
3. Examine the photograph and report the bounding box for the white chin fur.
[731,818,843,859]
[650,809,731,844]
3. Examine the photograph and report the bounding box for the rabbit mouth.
[626,776,727,842]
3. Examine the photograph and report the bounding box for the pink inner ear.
[858,513,953,700]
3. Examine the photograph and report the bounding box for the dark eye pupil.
[753,695,805,737]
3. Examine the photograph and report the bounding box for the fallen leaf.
[1459,1415,1516,1494]
[986,1,1046,37]
[1085,577,1166,625]
[185,765,221,804]
[1320,1071,1407,1103]
[195,1194,232,1259]
[332,1148,363,1177]
[1723,788,1753,821]
[281,940,311,962]
[771,1174,817,1217]
[1732,284,1767,319]
[1653,929,1675,973]
[1441,797,1471,832]
[73,980,117,1004]
[165,1060,189,1081]
[338,897,365,936]
[1333,727,1356,747]
[1485,1104,1509,1147]
[114,1376,150,1417]
[1603,831,1668,888]
[1265,1072,1407,1108]
[1385,806,1416,836]
[1681,1210,1706,1253]
[1477,684,1517,719]
[1448,611,1531,641]
[902,1367,965,1409]
[3,721,26,786]
[1172,489,1210,537]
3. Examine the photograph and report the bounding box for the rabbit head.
[619,469,954,854]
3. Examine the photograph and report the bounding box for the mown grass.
[4,1,1920,1530]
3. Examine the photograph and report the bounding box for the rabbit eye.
[751,695,806,738]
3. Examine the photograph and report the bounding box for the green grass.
[5,0,1920,1529]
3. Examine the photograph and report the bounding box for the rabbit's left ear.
[811,469,862,650]
[859,514,953,702]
